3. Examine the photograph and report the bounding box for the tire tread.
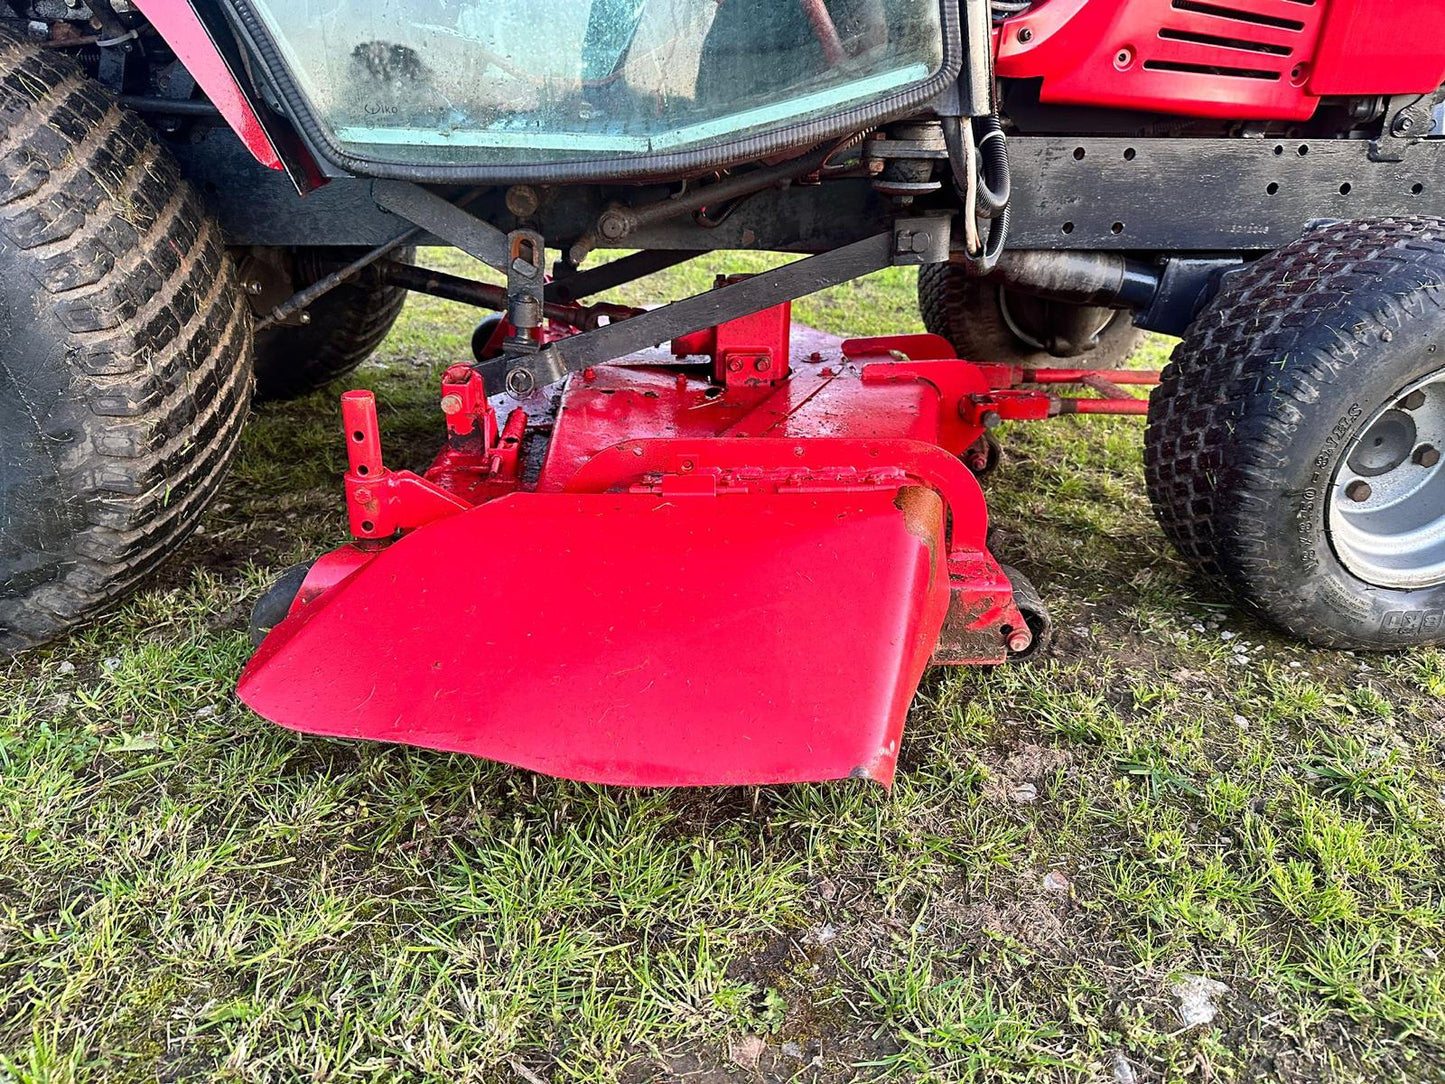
[0,28,254,652]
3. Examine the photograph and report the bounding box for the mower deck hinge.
[671,285,793,387]
[340,390,471,540]
[503,228,547,357]
[439,365,497,443]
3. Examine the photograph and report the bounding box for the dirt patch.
[979,741,1074,803]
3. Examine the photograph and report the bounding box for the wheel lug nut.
[1346,480,1373,502]
[1399,390,1427,411]
[1415,444,1441,468]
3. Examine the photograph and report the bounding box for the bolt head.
[1400,390,1428,411]
[439,393,464,415]
[297,311,311,325]
[981,410,1003,430]
[727,358,744,372]
[505,185,541,218]
[245,280,263,296]
[1017,26,1033,42]
[1346,480,1373,502]
[505,368,536,396]
[1415,444,1441,468]
[1007,629,1033,654]
[754,356,772,372]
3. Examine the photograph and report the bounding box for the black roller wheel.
[249,561,314,647]
[471,313,505,362]
[0,29,254,653]
[251,247,411,401]
[1146,217,1445,650]
[1001,564,1052,662]
[918,262,1145,367]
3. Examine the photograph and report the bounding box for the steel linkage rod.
[369,260,640,331]
[477,229,908,396]
[547,250,704,304]
[255,227,421,332]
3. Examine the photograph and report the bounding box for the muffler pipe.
[954,250,1160,309]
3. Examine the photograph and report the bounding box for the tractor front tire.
[0,30,253,654]
[252,247,410,401]
[918,262,1145,367]
[1145,217,1445,650]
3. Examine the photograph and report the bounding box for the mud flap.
[238,488,951,787]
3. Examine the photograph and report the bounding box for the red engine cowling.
[996,0,1445,121]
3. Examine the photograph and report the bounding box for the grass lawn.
[3,250,1445,1084]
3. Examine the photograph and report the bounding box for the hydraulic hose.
[944,114,1012,272]
[979,200,1010,273]
[973,115,1010,219]
[943,116,981,255]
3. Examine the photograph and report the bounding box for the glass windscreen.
[244,0,945,167]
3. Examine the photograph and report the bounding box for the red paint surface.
[1310,0,1445,96]
[240,490,949,787]
[238,316,1150,787]
[996,0,1445,122]
[132,0,283,169]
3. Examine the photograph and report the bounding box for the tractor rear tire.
[1145,217,1445,650]
[0,29,254,655]
[918,262,1145,367]
[252,247,410,401]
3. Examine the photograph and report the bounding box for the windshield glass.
[243,0,945,167]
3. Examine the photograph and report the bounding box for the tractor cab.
[237,0,949,174]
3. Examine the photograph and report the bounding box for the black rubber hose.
[977,198,1010,273]
[973,116,1012,271]
[942,114,970,201]
[973,115,1010,219]
[941,113,1011,272]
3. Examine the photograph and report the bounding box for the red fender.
[132,0,284,171]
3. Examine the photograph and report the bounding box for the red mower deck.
[238,305,1155,787]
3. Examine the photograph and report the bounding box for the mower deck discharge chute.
[240,489,951,787]
[238,308,1132,786]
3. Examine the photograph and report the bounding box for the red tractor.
[2,0,1443,785]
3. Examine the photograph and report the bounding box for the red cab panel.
[1309,0,1445,96]
[997,0,1327,120]
[997,0,1445,122]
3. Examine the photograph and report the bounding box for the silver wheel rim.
[1328,367,1445,589]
